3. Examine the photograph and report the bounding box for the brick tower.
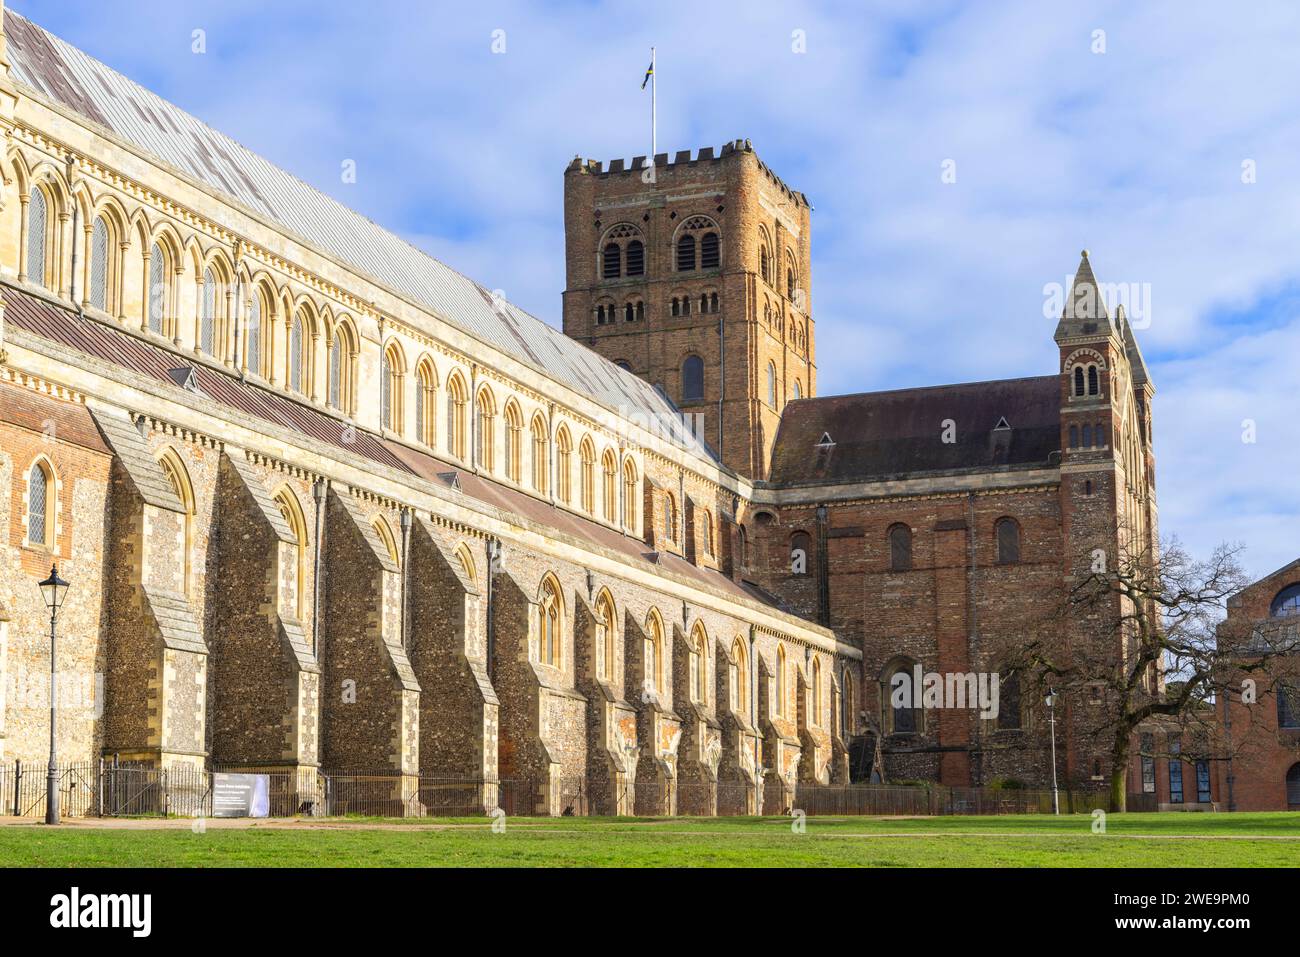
[562,139,814,480]
[1054,250,1159,786]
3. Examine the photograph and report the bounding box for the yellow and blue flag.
[641,59,653,90]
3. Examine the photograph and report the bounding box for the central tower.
[562,139,814,480]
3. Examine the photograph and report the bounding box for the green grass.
[1,813,1297,867]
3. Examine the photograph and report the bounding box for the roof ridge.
[790,374,1059,405]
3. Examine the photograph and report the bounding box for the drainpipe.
[399,508,412,651]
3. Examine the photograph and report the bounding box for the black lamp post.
[38,564,70,825]
[1045,687,1060,816]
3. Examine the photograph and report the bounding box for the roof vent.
[167,367,206,396]
[993,417,1012,431]
[816,432,835,447]
[437,471,462,491]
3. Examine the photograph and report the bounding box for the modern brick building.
[1212,560,1300,810]
[3,4,1265,815]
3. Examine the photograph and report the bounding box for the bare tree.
[1006,533,1291,811]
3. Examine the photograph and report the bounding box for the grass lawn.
[1,812,1297,867]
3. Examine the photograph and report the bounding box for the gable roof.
[1,10,711,460]
[767,376,1062,486]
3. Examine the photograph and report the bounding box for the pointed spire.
[1055,249,1115,343]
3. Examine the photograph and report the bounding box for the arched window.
[412,359,434,445]
[997,670,1022,730]
[372,517,399,568]
[622,459,638,531]
[1287,763,1300,809]
[200,268,217,356]
[147,241,167,334]
[246,288,264,377]
[888,523,912,572]
[475,388,496,471]
[681,355,704,403]
[579,437,596,513]
[995,517,1021,565]
[812,656,823,727]
[786,265,796,300]
[767,362,777,407]
[1082,423,1093,448]
[644,610,664,695]
[26,187,48,288]
[504,401,524,483]
[663,492,677,543]
[329,335,343,410]
[539,576,563,667]
[887,661,918,734]
[790,531,811,575]
[89,216,111,311]
[676,234,696,271]
[776,644,788,718]
[700,232,720,269]
[446,374,468,460]
[689,623,707,704]
[601,448,617,521]
[792,379,802,400]
[759,244,771,283]
[1088,365,1100,396]
[289,314,305,394]
[1270,583,1300,618]
[381,345,405,434]
[1069,425,1079,448]
[624,302,634,323]
[625,240,644,277]
[670,297,680,318]
[556,426,572,504]
[274,488,309,626]
[701,509,714,556]
[159,451,196,598]
[1073,366,1086,397]
[531,415,549,493]
[26,460,53,547]
[603,243,621,279]
[729,638,748,713]
[595,591,616,682]
[737,524,748,567]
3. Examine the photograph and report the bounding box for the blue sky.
[15,0,1298,580]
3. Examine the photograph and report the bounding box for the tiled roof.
[767,376,1062,486]
[2,10,711,461]
[0,376,109,454]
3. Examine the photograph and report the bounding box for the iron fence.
[0,759,1142,820]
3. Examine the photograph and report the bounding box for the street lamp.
[1045,687,1060,816]
[38,564,70,826]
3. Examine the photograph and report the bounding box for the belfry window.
[603,243,621,279]
[625,240,644,276]
[700,232,720,269]
[677,234,696,271]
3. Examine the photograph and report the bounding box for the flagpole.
[650,46,656,158]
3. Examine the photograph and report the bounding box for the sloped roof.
[767,376,1062,486]
[2,10,710,460]
[4,283,786,620]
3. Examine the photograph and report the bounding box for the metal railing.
[0,759,1132,820]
